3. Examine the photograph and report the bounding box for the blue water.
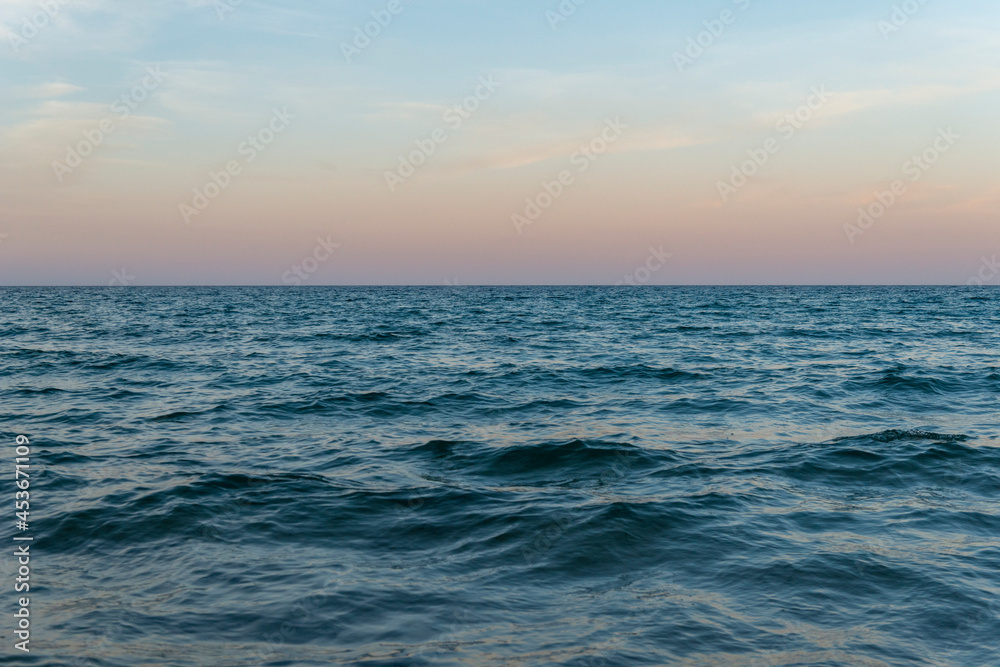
[3,286,999,666]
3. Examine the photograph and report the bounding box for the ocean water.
[2,286,999,667]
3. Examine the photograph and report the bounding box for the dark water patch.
[833,429,972,444]
[576,364,707,383]
[407,438,665,485]
[5,286,1000,666]
[149,404,230,422]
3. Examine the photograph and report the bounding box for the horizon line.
[0,284,991,289]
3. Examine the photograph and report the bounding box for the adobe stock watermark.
[240,567,354,667]
[546,0,587,31]
[878,0,933,39]
[522,446,639,565]
[178,108,294,225]
[51,66,167,183]
[213,0,243,21]
[967,255,1000,286]
[615,246,672,285]
[673,0,752,72]
[6,0,71,53]
[66,595,138,667]
[385,75,502,192]
[341,0,414,63]
[108,268,135,287]
[512,117,627,234]
[281,236,341,285]
[717,85,830,203]
[949,591,1000,651]
[844,127,959,244]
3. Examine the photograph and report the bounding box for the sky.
[0,0,998,285]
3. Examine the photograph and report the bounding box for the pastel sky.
[1,0,998,285]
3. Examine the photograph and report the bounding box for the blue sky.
[1,0,998,284]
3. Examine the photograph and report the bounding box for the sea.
[2,286,998,666]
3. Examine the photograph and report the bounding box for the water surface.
[2,286,998,666]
